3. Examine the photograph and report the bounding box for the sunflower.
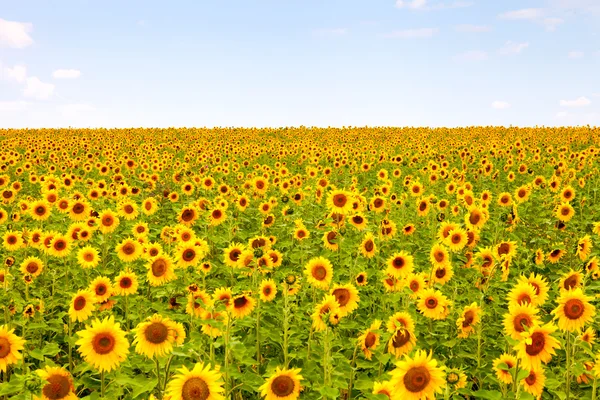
[47,234,72,258]
[0,325,26,373]
[355,272,368,286]
[260,279,277,302]
[304,257,333,290]
[386,251,414,279]
[330,283,360,317]
[98,209,120,234]
[213,287,233,307]
[514,323,560,371]
[359,233,377,258]
[547,247,566,264]
[68,290,96,322]
[465,205,486,230]
[521,367,546,398]
[176,244,205,269]
[322,230,339,251]
[293,226,310,241]
[560,185,576,202]
[559,270,583,292]
[3,230,24,251]
[492,353,517,384]
[209,208,226,226]
[326,189,353,215]
[178,206,198,226]
[416,197,430,217]
[114,270,139,296]
[387,319,417,359]
[141,198,158,215]
[29,200,52,221]
[429,244,450,268]
[405,273,426,299]
[390,350,446,400]
[555,202,575,222]
[372,381,397,400]
[552,288,595,332]
[69,199,91,221]
[349,214,367,231]
[186,291,212,317]
[403,223,416,235]
[495,240,517,260]
[228,294,256,319]
[311,294,340,332]
[507,281,538,308]
[147,255,177,286]
[445,368,467,391]
[418,288,451,320]
[89,276,113,303]
[20,256,44,278]
[77,246,100,269]
[457,302,481,338]
[503,303,541,340]
[75,316,129,372]
[260,367,303,400]
[134,314,176,358]
[166,362,225,400]
[519,273,549,307]
[115,238,142,263]
[431,264,454,286]
[580,327,596,346]
[223,243,246,268]
[36,366,77,400]
[357,320,381,360]
[576,235,593,261]
[444,228,468,252]
[437,222,459,242]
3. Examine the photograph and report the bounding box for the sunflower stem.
[283,283,290,368]
[124,295,129,331]
[163,355,174,393]
[566,331,572,400]
[224,313,232,396]
[68,318,73,372]
[347,343,359,400]
[155,357,162,398]
[511,358,520,399]
[255,296,261,373]
[323,327,332,387]
[100,371,105,398]
[592,377,597,400]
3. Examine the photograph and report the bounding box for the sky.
[0,0,599,128]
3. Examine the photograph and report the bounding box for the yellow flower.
[36,366,77,400]
[552,288,595,332]
[0,325,26,372]
[259,367,303,400]
[133,314,177,358]
[68,290,96,323]
[166,363,225,400]
[75,316,129,372]
[390,350,446,400]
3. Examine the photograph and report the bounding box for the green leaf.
[474,390,503,400]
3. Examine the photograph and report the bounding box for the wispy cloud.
[454,24,492,33]
[492,101,511,109]
[498,8,544,20]
[498,41,529,55]
[2,64,27,83]
[382,28,438,38]
[395,0,472,11]
[568,51,584,59]
[560,96,591,107]
[24,77,55,100]
[453,50,488,62]
[0,18,34,48]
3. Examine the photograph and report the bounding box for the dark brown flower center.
[563,275,578,290]
[144,322,169,344]
[26,262,39,273]
[73,296,87,311]
[332,288,350,306]
[403,366,431,393]
[120,277,132,289]
[392,329,411,348]
[182,377,210,400]
[393,257,405,269]
[462,310,475,328]
[152,259,167,277]
[525,371,537,386]
[312,265,327,280]
[183,249,196,262]
[365,332,377,348]
[42,374,71,400]
[564,298,585,319]
[333,193,347,207]
[426,297,438,309]
[96,284,107,296]
[271,375,295,397]
[122,243,135,255]
[364,240,374,252]
[525,332,546,356]
[0,337,11,358]
[92,333,115,355]
[513,313,532,333]
[234,296,248,309]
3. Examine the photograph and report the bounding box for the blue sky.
[1,0,599,128]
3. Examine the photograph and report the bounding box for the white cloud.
[395,0,428,9]
[492,101,511,109]
[0,18,34,48]
[313,28,348,37]
[560,96,591,107]
[23,77,55,100]
[550,0,600,15]
[593,93,600,97]
[542,17,564,31]
[52,69,81,79]
[499,8,544,20]
[454,24,492,33]
[0,100,30,112]
[382,28,438,38]
[568,51,584,59]
[453,50,488,62]
[498,41,529,55]
[2,64,27,83]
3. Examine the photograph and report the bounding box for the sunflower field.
[1,126,600,400]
